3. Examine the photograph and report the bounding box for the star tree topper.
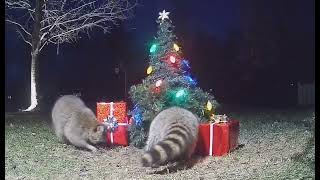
[158,10,170,21]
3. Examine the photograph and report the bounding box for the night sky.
[5,0,315,111]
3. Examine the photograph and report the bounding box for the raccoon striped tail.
[141,125,192,167]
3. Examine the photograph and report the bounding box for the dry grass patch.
[5,107,314,179]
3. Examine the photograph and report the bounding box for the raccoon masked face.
[89,125,106,144]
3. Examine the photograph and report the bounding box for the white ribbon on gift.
[102,102,116,127]
[110,102,114,117]
[110,132,114,144]
[100,102,129,144]
[103,102,115,144]
[209,123,213,156]
[108,123,129,144]
[208,120,229,156]
[98,102,115,120]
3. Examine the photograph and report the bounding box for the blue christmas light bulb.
[185,75,197,86]
[133,105,143,127]
[181,60,191,71]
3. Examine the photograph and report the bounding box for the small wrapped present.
[96,102,127,123]
[103,116,129,146]
[195,117,239,156]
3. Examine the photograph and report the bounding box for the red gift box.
[195,120,239,156]
[106,123,129,146]
[96,102,127,123]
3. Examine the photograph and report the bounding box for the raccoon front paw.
[86,145,97,152]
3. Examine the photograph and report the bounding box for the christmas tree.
[129,10,219,147]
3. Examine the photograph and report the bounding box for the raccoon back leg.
[52,118,65,142]
[54,126,65,142]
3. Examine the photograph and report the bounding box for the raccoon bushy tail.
[141,124,192,167]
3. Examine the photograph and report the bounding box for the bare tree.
[5,0,137,111]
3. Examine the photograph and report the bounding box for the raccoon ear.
[96,125,105,133]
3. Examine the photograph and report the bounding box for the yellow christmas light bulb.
[173,43,180,51]
[206,101,213,111]
[147,66,153,75]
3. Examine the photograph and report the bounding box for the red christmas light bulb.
[169,56,176,63]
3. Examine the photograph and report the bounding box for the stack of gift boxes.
[96,102,129,146]
[96,101,239,156]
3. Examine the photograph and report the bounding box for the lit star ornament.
[158,10,170,21]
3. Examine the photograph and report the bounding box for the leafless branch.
[5,19,32,36]
[6,18,32,46]
[6,0,137,52]
[39,41,48,52]
[40,0,138,45]
[16,29,32,46]
[5,0,32,9]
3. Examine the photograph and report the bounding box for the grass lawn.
[5,107,315,179]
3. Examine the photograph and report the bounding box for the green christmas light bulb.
[175,89,186,98]
[150,44,157,53]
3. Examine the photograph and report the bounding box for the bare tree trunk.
[25,52,39,111]
[23,0,43,111]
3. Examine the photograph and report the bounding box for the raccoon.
[51,95,106,152]
[141,106,199,167]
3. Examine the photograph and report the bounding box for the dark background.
[5,0,315,112]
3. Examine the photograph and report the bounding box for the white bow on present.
[207,114,229,156]
[210,114,229,124]
[103,115,118,132]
